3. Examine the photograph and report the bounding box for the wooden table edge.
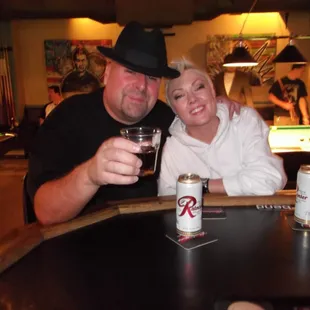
[41,206,120,240]
[0,190,296,275]
[0,224,43,275]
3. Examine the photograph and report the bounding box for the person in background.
[39,85,63,125]
[268,64,309,126]
[158,58,287,196]
[213,53,254,108]
[27,22,240,226]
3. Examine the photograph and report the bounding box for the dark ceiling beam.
[194,6,310,21]
[0,11,115,22]
[193,0,310,20]
[1,0,310,22]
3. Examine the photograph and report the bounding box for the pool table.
[268,125,310,189]
[0,132,17,157]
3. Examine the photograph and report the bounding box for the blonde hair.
[165,57,216,107]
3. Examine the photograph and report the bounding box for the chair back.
[23,174,37,224]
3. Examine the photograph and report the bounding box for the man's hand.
[216,96,241,120]
[283,102,295,111]
[86,137,142,186]
[302,117,310,125]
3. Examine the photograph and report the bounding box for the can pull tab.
[201,178,210,194]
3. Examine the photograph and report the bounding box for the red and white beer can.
[294,165,310,226]
[176,173,202,236]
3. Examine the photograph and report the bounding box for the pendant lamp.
[273,39,307,63]
[223,41,258,67]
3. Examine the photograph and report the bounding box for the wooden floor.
[0,159,28,238]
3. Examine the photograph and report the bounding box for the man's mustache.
[126,91,147,99]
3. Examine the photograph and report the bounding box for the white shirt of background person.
[224,72,235,95]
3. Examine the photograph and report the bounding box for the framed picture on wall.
[44,39,112,98]
[206,34,277,86]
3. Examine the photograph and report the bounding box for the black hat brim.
[97,46,180,79]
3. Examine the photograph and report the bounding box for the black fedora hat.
[97,21,180,78]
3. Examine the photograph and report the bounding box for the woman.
[158,59,287,196]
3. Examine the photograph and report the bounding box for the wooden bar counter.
[1,190,309,309]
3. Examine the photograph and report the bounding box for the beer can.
[294,165,310,226]
[176,173,202,236]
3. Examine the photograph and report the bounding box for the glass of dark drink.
[120,127,162,177]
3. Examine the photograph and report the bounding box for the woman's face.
[168,69,217,128]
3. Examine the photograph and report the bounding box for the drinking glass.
[120,127,162,177]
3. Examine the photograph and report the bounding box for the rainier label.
[178,196,201,218]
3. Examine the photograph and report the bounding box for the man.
[39,85,63,125]
[27,22,239,225]
[61,47,101,96]
[269,64,309,126]
[213,54,254,108]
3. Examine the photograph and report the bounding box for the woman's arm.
[222,109,287,196]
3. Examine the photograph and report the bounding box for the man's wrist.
[79,160,101,189]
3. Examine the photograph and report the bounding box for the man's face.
[103,62,161,125]
[48,89,56,102]
[225,66,236,73]
[296,66,305,78]
[75,54,88,73]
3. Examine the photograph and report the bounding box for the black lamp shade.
[223,46,258,67]
[273,44,307,63]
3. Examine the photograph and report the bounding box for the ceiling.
[1,0,310,25]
